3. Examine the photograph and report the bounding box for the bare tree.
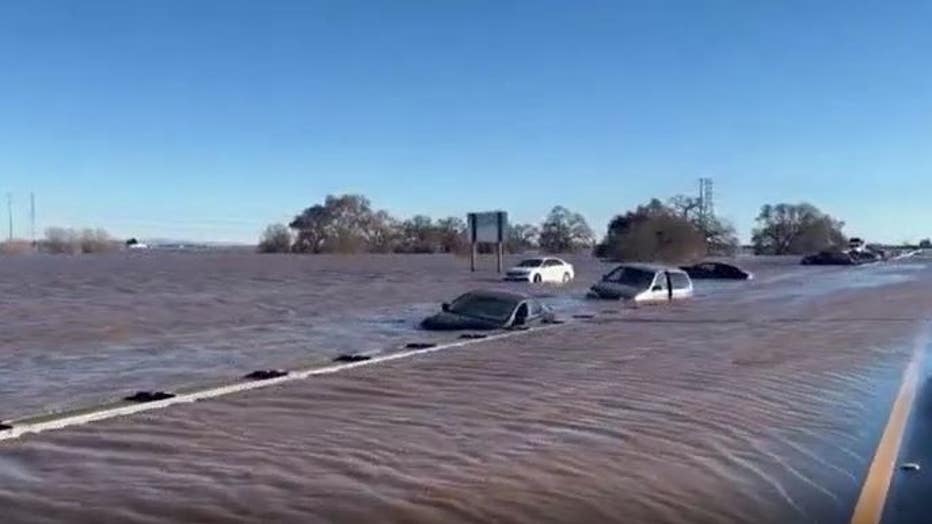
[44,227,80,254]
[668,194,738,256]
[435,217,467,253]
[258,224,292,253]
[42,227,115,254]
[506,223,539,253]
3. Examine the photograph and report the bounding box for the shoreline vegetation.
[0,227,120,256]
[2,199,927,261]
[260,193,921,264]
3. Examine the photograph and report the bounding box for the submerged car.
[680,261,753,280]
[588,263,693,302]
[504,257,575,283]
[421,290,556,331]
[801,250,857,266]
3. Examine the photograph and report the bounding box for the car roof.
[458,289,531,302]
[612,262,685,274]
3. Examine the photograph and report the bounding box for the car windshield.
[448,294,519,322]
[603,267,656,290]
[517,259,543,267]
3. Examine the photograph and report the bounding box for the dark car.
[420,290,555,331]
[680,262,753,280]
[850,250,881,264]
[801,250,857,266]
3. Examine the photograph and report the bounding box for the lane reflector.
[243,369,290,380]
[123,391,176,403]
[333,354,372,363]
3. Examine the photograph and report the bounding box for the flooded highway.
[0,253,929,523]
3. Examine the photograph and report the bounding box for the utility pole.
[6,193,12,241]
[30,192,36,247]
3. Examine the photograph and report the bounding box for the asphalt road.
[882,371,932,523]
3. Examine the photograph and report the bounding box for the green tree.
[289,194,390,253]
[538,206,595,253]
[596,199,706,263]
[751,203,846,255]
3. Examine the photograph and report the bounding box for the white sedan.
[504,257,575,284]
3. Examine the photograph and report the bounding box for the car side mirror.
[441,302,450,312]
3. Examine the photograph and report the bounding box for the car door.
[542,259,560,282]
[550,258,567,281]
[647,271,668,301]
[528,299,543,323]
[669,272,693,299]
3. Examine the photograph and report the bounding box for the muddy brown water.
[0,252,930,523]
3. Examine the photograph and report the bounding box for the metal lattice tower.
[698,178,714,224]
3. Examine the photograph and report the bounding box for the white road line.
[0,323,566,442]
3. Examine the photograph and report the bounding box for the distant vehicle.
[850,250,881,264]
[421,290,555,330]
[587,263,693,302]
[801,250,857,266]
[504,257,575,284]
[680,262,753,280]
[866,244,888,260]
[125,238,149,250]
[849,237,866,252]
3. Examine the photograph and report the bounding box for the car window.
[670,273,691,290]
[653,273,668,290]
[529,300,543,315]
[544,259,562,267]
[449,294,518,322]
[513,303,529,325]
[604,267,655,290]
[518,259,543,267]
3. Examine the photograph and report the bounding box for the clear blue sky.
[1,1,930,243]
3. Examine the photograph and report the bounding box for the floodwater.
[1,252,930,523]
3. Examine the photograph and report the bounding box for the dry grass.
[0,239,36,255]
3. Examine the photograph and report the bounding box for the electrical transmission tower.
[698,178,714,225]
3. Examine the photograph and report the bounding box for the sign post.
[467,211,508,273]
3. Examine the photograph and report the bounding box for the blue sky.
[1,1,930,243]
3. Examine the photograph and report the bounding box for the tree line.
[0,227,119,256]
[258,195,596,255]
[260,193,874,263]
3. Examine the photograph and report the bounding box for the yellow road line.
[850,335,925,524]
